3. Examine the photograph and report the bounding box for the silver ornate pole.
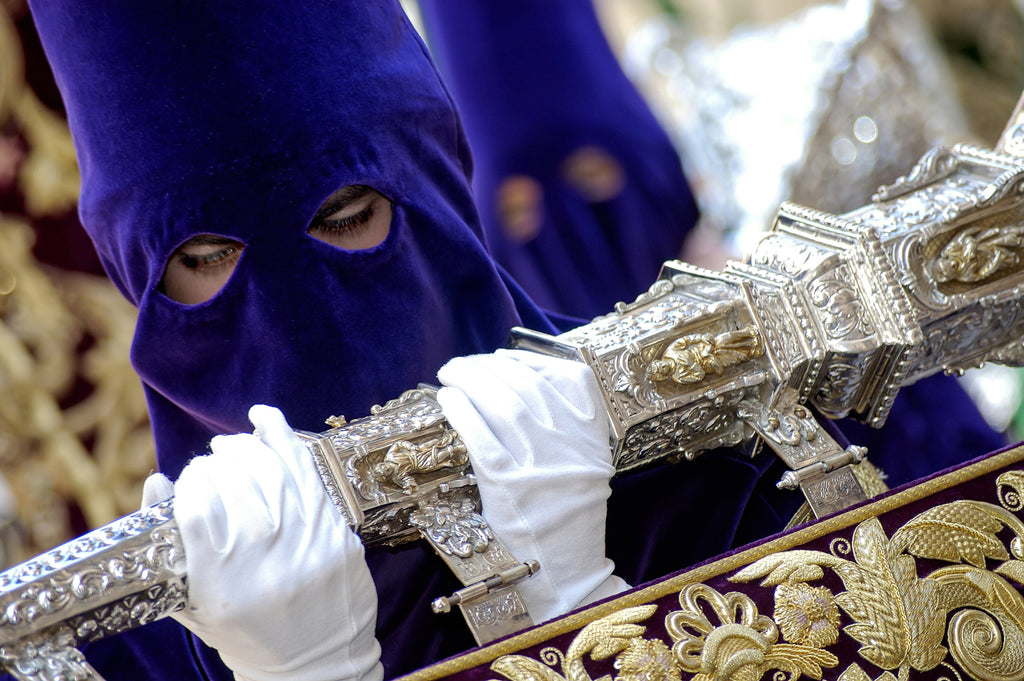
[0,501,184,680]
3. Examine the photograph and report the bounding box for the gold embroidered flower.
[614,638,680,681]
[666,584,779,681]
[773,582,840,648]
[666,583,838,681]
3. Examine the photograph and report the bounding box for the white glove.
[436,349,629,624]
[142,405,383,681]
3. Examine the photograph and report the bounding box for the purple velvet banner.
[403,443,1024,681]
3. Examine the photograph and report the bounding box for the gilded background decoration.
[0,1,155,566]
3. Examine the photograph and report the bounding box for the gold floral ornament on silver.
[931,223,1024,284]
[645,327,764,386]
[355,427,468,498]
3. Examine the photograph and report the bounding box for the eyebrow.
[324,185,372,204]
[314,185,374,220]
[176,234,243,249]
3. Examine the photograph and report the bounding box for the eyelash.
[314,204,375,235]
[178,246,240,271]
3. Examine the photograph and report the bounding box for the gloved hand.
[142,405,382,681]
[436,349,629,624]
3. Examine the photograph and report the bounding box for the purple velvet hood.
[29,0,555,478]
[418,0,700,320]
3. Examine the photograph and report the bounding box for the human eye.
[308,185,392,250]
[160,234,245,305]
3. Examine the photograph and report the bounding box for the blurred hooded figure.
[418,0,700,321]
[25,1,1007,680]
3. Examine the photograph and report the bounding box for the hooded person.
[417,0,701,322]
[25,2,628,679]
[25,1,1008,680]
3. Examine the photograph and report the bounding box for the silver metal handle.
[0,500,185,680]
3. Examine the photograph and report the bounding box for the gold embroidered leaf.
[995,559,1024,585]
[491,655,566,681]
[729,550,834,586]
[566,605,657,661]
[588,637,634,661]
[987,572,1024,632]
[891,502,1009,567]
[833,519,946,670]
[767,643,839,679]
[836,663,871,681]
[837,664,871,681]
[948,563,1024,629]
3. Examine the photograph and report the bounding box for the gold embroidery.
[732,481,1024,680]
[479,470,1024,681]
[996,470,1024,512]
[835,663,900,681]
[488,606,673,681]
[774,582,841,649]
[614,638,679,681]
[665,583,837,681]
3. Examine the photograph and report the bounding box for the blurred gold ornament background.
[0,0,155,566]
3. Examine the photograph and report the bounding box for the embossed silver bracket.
[736,391,869,518]
[298,387,538,645]
[430,559,538,644]
[431,560,539,614]
[408,487,536,644]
